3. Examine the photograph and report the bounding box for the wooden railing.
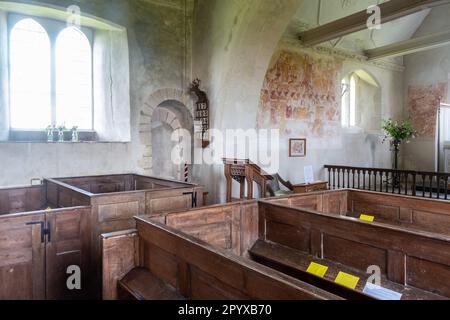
[324,165,450,200]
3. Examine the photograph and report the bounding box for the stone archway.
[138,88,194,177]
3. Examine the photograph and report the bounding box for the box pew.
[0,185,91,300]
[251,201,450,300]
[46,174,204,298]
[151,201,259,256]
[264,190,348,215]
[265,189,450,235]
[101,223,341,301]
[0,185,46,215]
[346,190,450,234]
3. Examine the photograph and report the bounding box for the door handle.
[26,221,51,243]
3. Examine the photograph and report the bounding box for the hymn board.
[190,79,210,148]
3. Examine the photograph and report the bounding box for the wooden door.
[45,208,91,300]
[0,213,45,300]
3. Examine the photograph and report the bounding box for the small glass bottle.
[72,127,79,142]
[46,126,54,142]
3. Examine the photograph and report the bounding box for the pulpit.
[223,158,273,202]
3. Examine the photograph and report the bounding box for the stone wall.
[403,4,450,171]
[0,0,194,186]
[254,41,402,188]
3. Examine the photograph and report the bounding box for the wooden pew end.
[118,268,186,301]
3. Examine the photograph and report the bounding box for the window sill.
[0,140,129,144]
[8,130,97,143]
[342,127,363,134]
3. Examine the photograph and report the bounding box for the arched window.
[56,27,92,129]
[341,74,357,128]
[10,19,51,129]
[341,70,381,131]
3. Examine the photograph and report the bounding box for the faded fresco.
[408,83,448,138]
[257,50,341,139]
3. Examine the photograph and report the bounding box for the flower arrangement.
[46,125,54,142]
[382,119,416,145]
[71,126,79,142]
[382,119,416,172]
[57,124,67,142]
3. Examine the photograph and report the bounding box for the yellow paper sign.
[306,262,329,278]
[360,214,375,222]
[335,272,360,289]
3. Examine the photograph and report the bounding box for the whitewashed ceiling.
[288,0,431,53]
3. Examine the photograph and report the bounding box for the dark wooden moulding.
[103,192,450,300]
[0,174,204,300]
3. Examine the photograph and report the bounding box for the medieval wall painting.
[257,50,342,147]
[407,83,448,138]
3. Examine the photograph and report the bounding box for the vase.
[72,130,79,142]
[47,130,53,142]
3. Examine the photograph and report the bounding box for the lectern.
[223,158,273,202]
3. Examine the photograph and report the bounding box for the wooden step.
[249,240,446,300]
[118,268,185,300]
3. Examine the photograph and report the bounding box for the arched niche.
[151,100,194,180]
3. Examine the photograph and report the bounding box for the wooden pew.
[102,222,341,300]
[46,174,204,299]
[0,185,46,215]
[264,189,450,235]
[0,205,91,300]
[346,190,450,234]
[151,201,259,256]
[254,201,450,300]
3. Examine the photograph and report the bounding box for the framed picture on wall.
[289,139,307,157]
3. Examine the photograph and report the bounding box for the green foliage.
[382,119,416,144]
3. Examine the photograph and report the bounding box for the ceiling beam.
[365,29,450,60]
[298,0,450,46]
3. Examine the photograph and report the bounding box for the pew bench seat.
[249,240,447,301]
[118,268,186,300]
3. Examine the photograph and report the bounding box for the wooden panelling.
[118,268,184,300]
[322,191,347,215]
[258,201,450,298]
[189,266,249,300]
[322,235,387,273]
[0,212,45,300]
[347,190,450,234]
[266,189,450,235]
[406,256,450,297]
[154,201,258,257]
[46,181,90,209]
[249,240,443,300]
[0,186,45,215]
[101,230,140,300]
[46,207,91,300]
[413,210,450,232]
[98,201,140,223]
[289,195,323,212]
[266,220,310,252]
[126,217,341,300]
[166,206,235,251]
[46,174,204,299]
[351,201,400,221]
[146,188,193,215]
[240,202,259,256]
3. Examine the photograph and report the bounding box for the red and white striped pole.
[184,163,189,182]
